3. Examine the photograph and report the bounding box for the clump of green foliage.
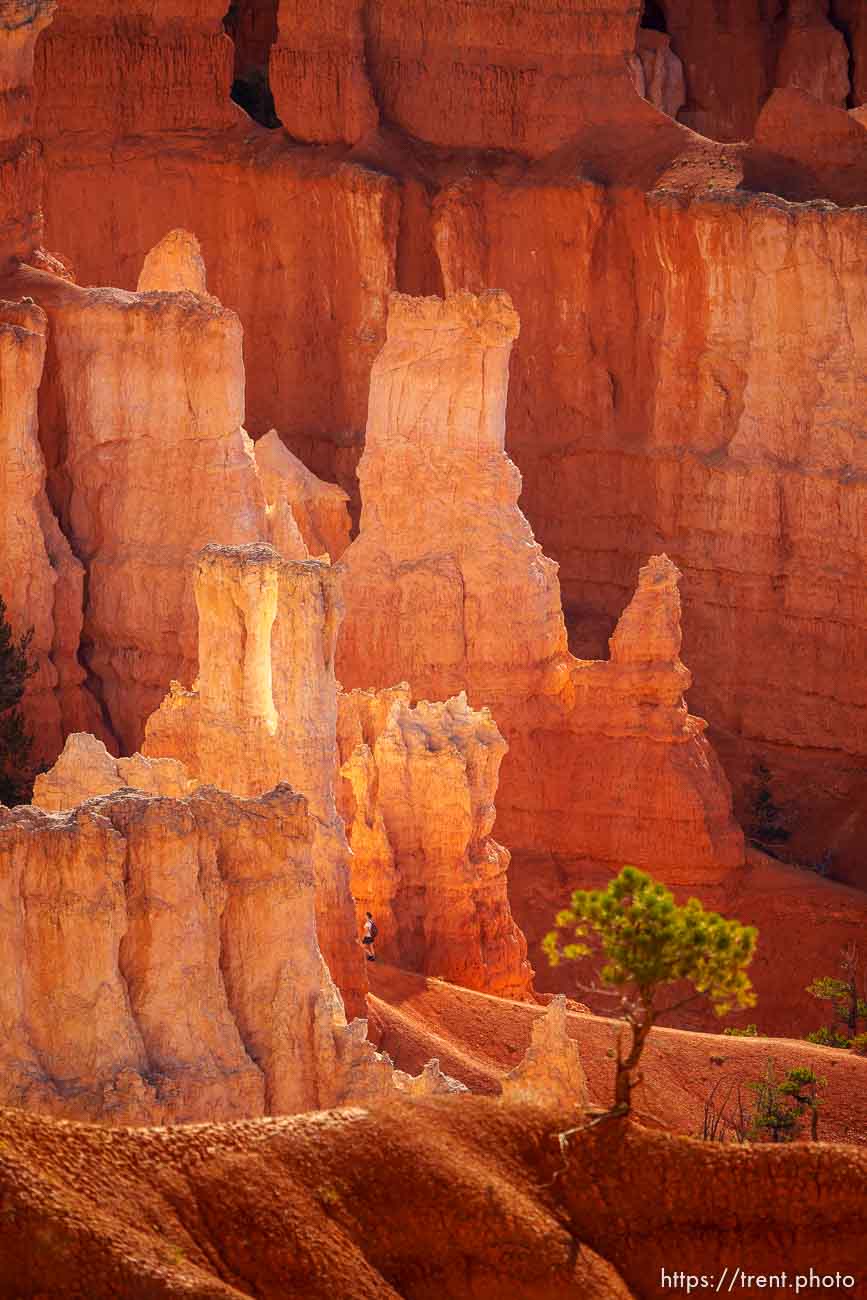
[544,866,757,1113]
[746,760,790,852]
[0,596,36,807]
[804,944,867,1050]
[748,1060,825,1143]
[723,1024,759,1037]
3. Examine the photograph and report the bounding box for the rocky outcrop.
[337,684,534,999]
[631,29,685,121]
[136,228,210,295]
[32,732,194,809]
[0,783,457,1123]
[432,175,867,885]
[270,0,376,144]
[0,298,101,771]
[143,544,365,1018]
[1,265,267,754]
[774,0,850,110]
[337,290,745,874]
[744,89,867,206]
[500,996,588,1111]
[0,784,317,1121]
[255,428,351,562]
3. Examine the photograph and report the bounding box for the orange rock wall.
[34,2,236,137]
[433,179,867,883]
[0,267,269,755]
[0,1,54,268]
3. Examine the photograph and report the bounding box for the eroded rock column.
[144,544,366,1017]
[338,685,534,998]
[336,291,745,874]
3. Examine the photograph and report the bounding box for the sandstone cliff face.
[0,298,101,770]
[337,684,534,999]
[254,428,351,562]
[143,544,365,1018]
[337,290,745,874]
[34,2,236,138]
[661,0,854,141]
[0,0,54,268]
[0,785,317,1121]
[433,176,867,884]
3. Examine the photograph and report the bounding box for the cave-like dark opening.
[641,0,668,33]
[223,0,283,129]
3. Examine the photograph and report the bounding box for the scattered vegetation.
[746,759,790,853]
[700,1061,827,1145]
[0,596,37,807]
[805,944,867,1050]
[723,1024,758,1037]
[747,1061,825,1143]
[544,866,757,1113]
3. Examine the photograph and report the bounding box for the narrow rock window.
[223,0,283,128]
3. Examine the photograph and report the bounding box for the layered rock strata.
[336,291,745,874]
[143,544,365,1017]
[432,176,867,883]
[0,0,55,268]
[337,684,534,998]
[0,297,100,769]
[33,2,236,137]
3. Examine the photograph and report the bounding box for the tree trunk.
[614,1016,653,1111]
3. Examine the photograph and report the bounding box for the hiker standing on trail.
[362,911,378,962]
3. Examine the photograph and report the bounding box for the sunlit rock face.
[337,683,534,1000]
[143,544,366,1019]
[336,290,745,877]
[500,995,589,1111]
[0,298,102,770]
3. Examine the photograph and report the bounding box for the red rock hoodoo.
[0,4,866,1282]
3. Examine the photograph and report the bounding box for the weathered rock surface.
[0,0,55,268]
[0,264,267,755]
[143,544,365,1018]
[5,1098,867,1299]
[136,228,210,295]
[744,88,867,206]
[433,176,867,885]
[337,683,534,999]
[32,732,194,809]
[33,1,237,138]
[255,428,351,562]
[337,290,745,874]
[0,298,101,772]
[631,29,685,121]
[500,995,588,1111]
[1,783,455,1123]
